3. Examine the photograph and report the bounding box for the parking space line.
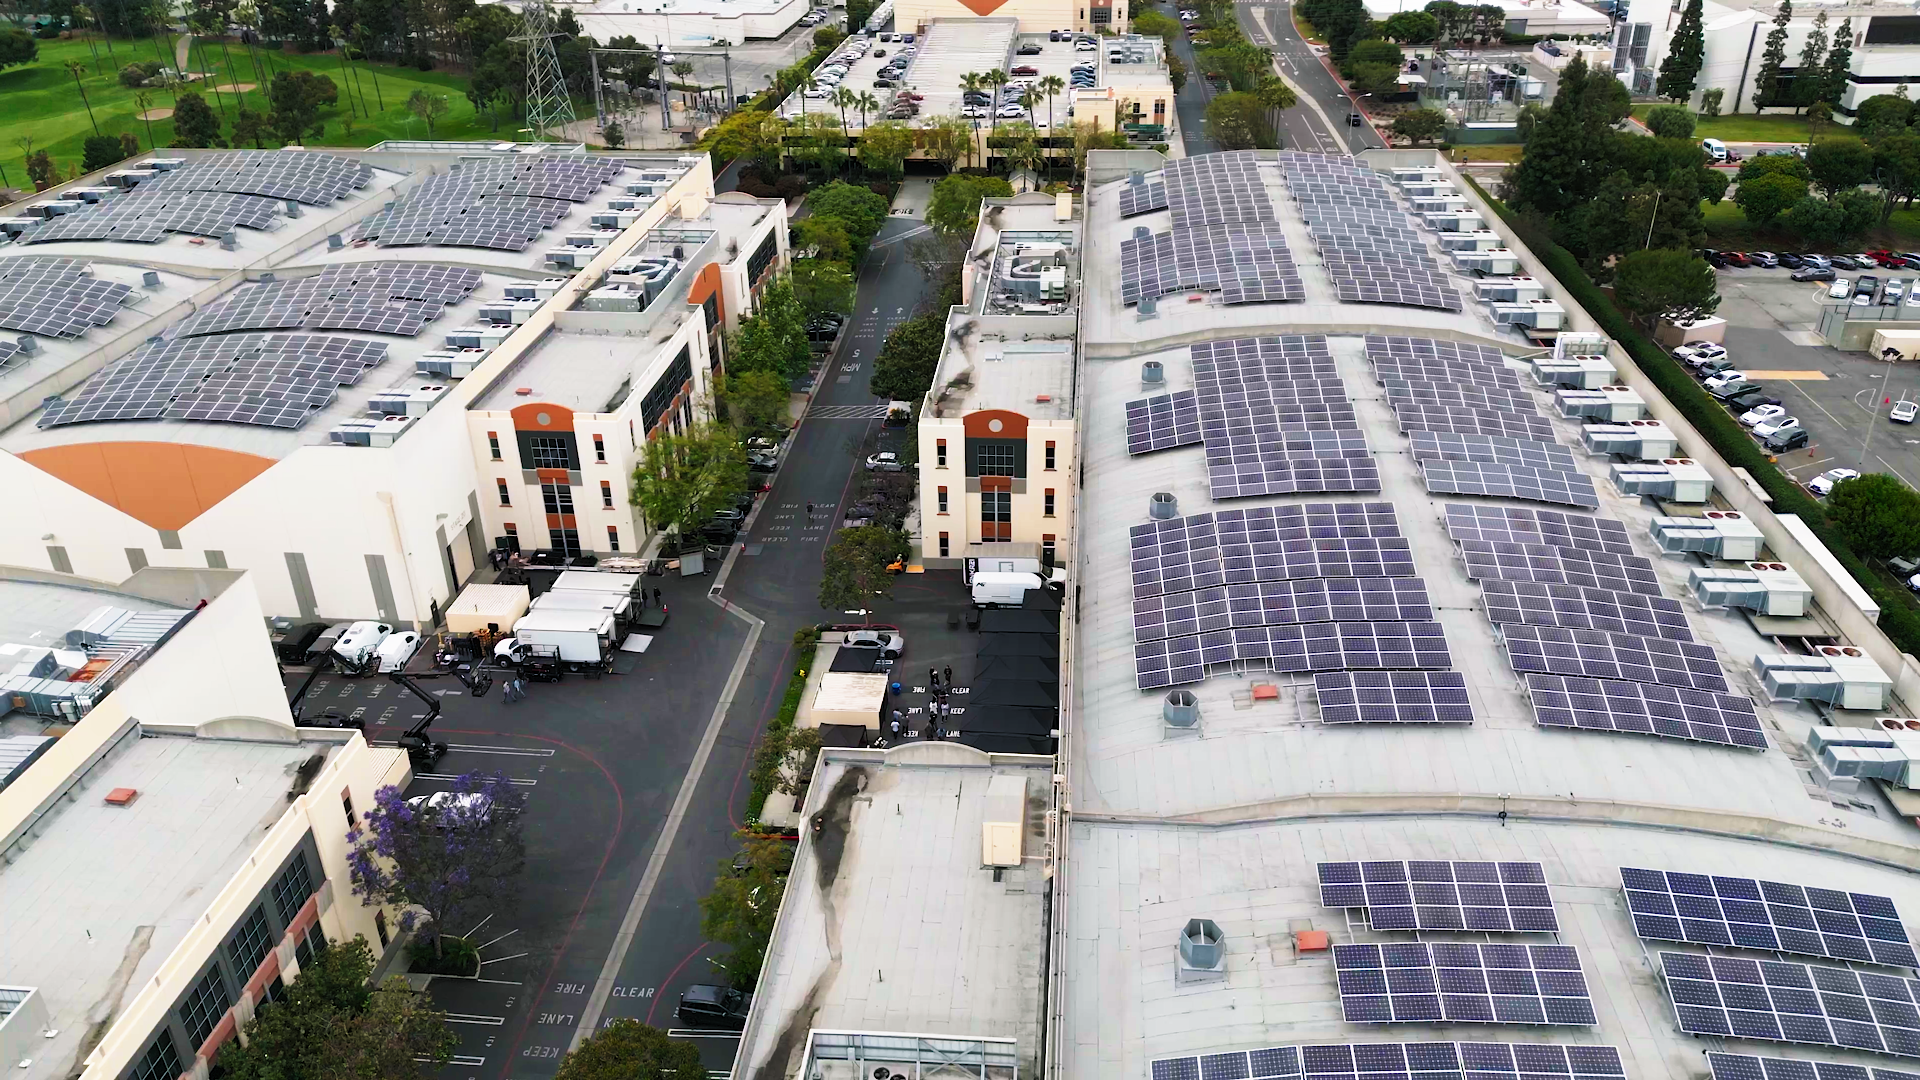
[667,1029,745,1040]
[434,1056,486,1067]
[1877,455,1917,488]
[1787,382,1847,428]
[444,743,557,757]
[444,1013,506,1026]
[473,977,522,986]
[479,951,529,966]
[416,772,538,786]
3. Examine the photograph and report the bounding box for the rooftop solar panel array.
[128,151,374,203]
[1499,623,1729,692]
[38,333,388,429]
[1133,576,1432,642]
[1315,670,1473,724]
[1185,335,1375,498]
[355,156,627,251]
[1150,1042,1626,1080]
[1459,540,1664,595]
[1135,620,1452,689]
[1117,177,1168,217]
[1318,860,1557,932]
[1443,504,1639,558]
[1333,941,1595,1026]
[1130,505,1413,598]
[173,264,481,338]
[1125,390,1203,453]
[1660,950,1920,1058]
[1623,868,1916,968]
[1394,403,1559,443]
[1481,579,1694,642]
[0,256,135,338]
[1422,460,1601,509]
[24,189,283,245]
[1526,674,1767,750]
[1411,432,1578,473]
[1385,379,1538,414]
[1281,152,1463,312]
[1709,1052,1920,1080]
[1117,153,1306,307]
[1375,358,1523,391]
[1367,336,1509,368]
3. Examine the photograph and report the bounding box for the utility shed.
[798,670,889,732]
[444,583,529,634]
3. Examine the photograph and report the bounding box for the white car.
[1829,279,1852,299]
[865,451,907,472]
[1887,279,1908,304]
[1752,415,1801,439]
[1672,341,1727,365]
[1807,467,1860,496]
[804,87,832,98]
[843,628,905,657]
[1076,38,1097,49]
[1893,399,1919,423]
[1739,403,1786,427]
[1703,370,1748,392]
[961,105,990,118]
[406,791,495,827]
[997,104,1027,118]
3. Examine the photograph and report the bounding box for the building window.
[607,526,621,551]
[1154,99,1166,118]
[542,483,575,516]
[746,233,779,283]
[1092,5,1111,22]
[1045,441,1057,470]
[702,293,720,330]
[975,442,1017,476]
[1043,534,1057,563]
[487,431,501,460]
[593,434,606,463]
[341,789,356,827]
[642,348,694,432]
[601,481,614,508]
[273,856,314,924]
[939,531,950,558]
[549,529,582,557]
[229,906,273,978]
[937,486,949,514]
[295,923,328,968]
[497,479,511,507]
[374,910,389,949]
[1045,489,1056,516]
[936,439,947,467]
[982,490,1011,541]
[180,966,231,1048]
[129,1034,181,1080]
[528,436,572,471]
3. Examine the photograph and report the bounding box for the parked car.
[1700,248,1727,268]
[1739,403,1787,428]
[1829,278,1853,299]
[275,622,328,663]
[1747,251,1779,268]
[1017,42,1042,54]
[1868,250,1903,267]
[1761,427,1810,452]
[406,791,495,827]
[865,451,907,472]
[1076,37,1097,49]
[962,104,990,118]
[1672,340,1727,365]
[1722,251,1752,267]
[843,627,905,657]
[748,451,779,473]
[1855,275,1881,296]
[1893,399,1919,423]
[1799,253,1832,268]
[1846,253,1878,268]
[1897,252,1920,268]
[1011,64,1038,75]
[1886,279,1907,304]
[997,103,1027,118]
[1695,357,1741,379]
[1725,391,1781,413]
[1791,266,1836,282]
[1706,376,1759,400]
[677,985,752,1030]
[1751,415,1801,440]
[1777,252,1806,268]
[1807,467,1860,495]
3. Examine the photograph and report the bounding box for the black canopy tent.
[976,632,1059,658]
[977,609,1060,635]
[975,654,1059,682]
[969,679,1059,708]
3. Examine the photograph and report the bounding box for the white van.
[1701,138,1729,162]
[972,571,1048,607]
[332,621,392,671]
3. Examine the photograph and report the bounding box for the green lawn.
[0,36,520,185]
[1631,104,1814,144]
[1700,197,1920,250]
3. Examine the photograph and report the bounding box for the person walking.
[653,587,663,608]
[888,712,903,739]
[943,665,953,689]
[806,502,814,518]
[928,667,939,693]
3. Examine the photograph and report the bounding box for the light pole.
[1860,346,1902,468]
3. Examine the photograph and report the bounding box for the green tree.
[81,133,127,172]
[1204,91,1273,149]
[323,978,459,1080]
[1738,154,1813,183]
[1825,473,1920,560]
[729,280,811,380]
[0,27,38,69]
[715,369,790,442]
[1656,0,1704,102]
[1391,107,1447,145]
[24,149,56,190]
[554,1020,705,1080]
[1794,9,1828,111]
[1807,136,1874,192]
[790,258,855,320]
[629,422,748,541]
[268,69,336,144]
[818,524,909,613]
[1503,55,1627,219]
[858,119,915,179]
[1783,187,1882,246]
[804,180,888,250]
[1343,38,1403,75]
[217,938,452,1080]
[1753,0,1790,110]
[406,87,449,136]
[1381,10,1437,42]
[172,91,221,147]
[231,106,270,148]
[1855,93,1915,142]
[793,216,851,263]
[1424,0,1470,44]
[1254,75,1297,143]
[926,173,1014,235]
[1822,18,1853,110]
[869,310,947,402]
[699,839,794,987]
[1734,171,1808,225]
[1643,103,1696,139]
[921,115,971,173]
[1701,88,1724,116]
[1613,248,1720,326]
[1873,132,1920,223]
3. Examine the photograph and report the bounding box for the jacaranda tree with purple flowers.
[347,771,527,961]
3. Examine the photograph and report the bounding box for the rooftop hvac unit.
[1489,299,1566,329]
[1756,647,1893,711]
[1410,195,1470,214]
[1475,276,1547,303]
[1819,742,1912,782]
[547,248,595,269]
[590,210,645,230]
[981,774,1027,867]
[1424,210,1486,231]
[1687,560,1806,612]
[1040,265,1068,301]
[1392,166,1445,185]
[1402,181,1459,198]
[139,157,187,171]
[625,180,672,197]
[66,186,115,203]
[329,415,414,447]
[1439,230,1504,252]
[103,168,157,188]
[1453,249,1522,276]
[1583,420,1676,459]
[477,298,544,325]
[1611,459,1713,502]
[415,348,488,378]
[1554,332,1610,360]
[1658,511,1758,557]
[444,325,512,350]
[0,218,37,237]
[1556,385,1645,421]
[502,278,568,301]
[580,283,647,312]
[563,231,617,249]
[1535,353,1617,390]
[366,383,450,418]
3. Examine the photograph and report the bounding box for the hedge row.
[745,630,820,822]
[1463,176,1920,660]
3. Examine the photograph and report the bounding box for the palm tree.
[1255,75,1298,147]
[1037,74,1065,175]
[1020,87,1040,127]
[233,2,269,89]
[958,72,983,168]
[832,86,856,170]
[74,4,102,72]
[135,90,158,147]
[66,61,101,136]
[856,90,880,131]
[798,75,816,116]
[983,69,1009,136]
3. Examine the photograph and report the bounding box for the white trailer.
[550,570,642,599]
[497,608,616,666]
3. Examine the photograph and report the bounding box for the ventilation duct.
[1409,194,1469,213]
[1611,460,1712,503]
[1655,512,1765,560]
[1452,248,1521,276]
[1133,225,1151,242]
[1755,647,1892,710]
[284,199,301,217]
[1807,727,1920,787]
[1556,386,1646,421]
[1142,360,1165,387]
[327,233,344,250]
[1438,230,1504,252]
[1423,210,1486,231]
[1176,919,1226,986]
[444,325,512,350]
[1392,167,1445,185]
[1581,419,1675,459]
[1535,354,1618,390]
[1487,299,1566,329]
[415,349,488,379]
[1163,689,1198,728]
[502,278,568,301]
[329,415,414,447]
[17,335,38,355]
[366,384,449,418]
[1689,563,1808,615]
[1130,170,1145,187]
[1149,492,1178,519]
[258,272,276,283]
[1401,181,1458,198]
[1474,276,1547,303]
[1137,296,1159,319]
[141,270,161,288]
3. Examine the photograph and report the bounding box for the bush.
[119,63,150,87]
[1643,103,1696,139]
[82,134,128,173]
[406,933,479,976]
[746,642,819,822]
[774,174,808,199]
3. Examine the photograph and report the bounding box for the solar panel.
[0,257,136,338]
[1459,540,1664,595]
[1118,178,1168,217]
[1411,432,1577,473]
[1131,529,1416,598]
[1135,621,1452,689]
[1317,860,1558,932]
[1500,623,1726,691]
[1367,335,1509,368]
[1481,580,1694,642]
[1208,453,1381,499]
[1443,504,1638,558]
[1526,674,1768,750]
[1423,461,1601,509]
[1660,950,1920,1058]
[1394,403,1558,443]
[1333,942,1594,1025]
[1624,868,1917,968]
[1153,1041,1626,1080]
[1120,222,1303,306]
[1134,577,1433,642]
[1375,358,1523,391]
[1385,378,1538,414]
[1126,390,1203,454]
[357,157,627,251]
[1709,1051,1920,1080]
[1315,671,1473,724]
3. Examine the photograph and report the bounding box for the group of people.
[880,665,959,745]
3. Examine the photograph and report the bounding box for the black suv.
[677,985,752,1029]
[1761,427,1810,452]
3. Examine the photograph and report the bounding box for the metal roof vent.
[1137,296,1159,319]
[284,199,301,217]
[1149,492,1178,519]
[259,272,275,283]
[219,230,236,250]
[141,270,160,288]
[1129,169,1145,187]
[327,233,344,250]
[1164,689,1198,727]
[1133,225,1150,241]
[1177,918,1226,985]
[1142,360,1164,385]
[17,335,38,355]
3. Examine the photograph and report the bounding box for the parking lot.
[780,22,1096,129]
[1700,265,1920,494]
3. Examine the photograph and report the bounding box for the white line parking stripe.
[445,743,557,757]
[444,1013,506,1026]
[416,772,538,787]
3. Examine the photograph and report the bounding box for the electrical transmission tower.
[515,0,577,141]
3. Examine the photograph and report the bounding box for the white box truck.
[496,608,616,666]
[971,572,1062,607]
[531,588,633,637]
[551,570,642,599]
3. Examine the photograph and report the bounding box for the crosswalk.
[810,403,892,419]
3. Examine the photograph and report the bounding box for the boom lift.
[386,664,492,771]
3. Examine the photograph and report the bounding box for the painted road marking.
[445,1013,507,1026]
[416,772,538,786]
[444,743,557,757]
[1741,370,1830,380]
[667,1029,745,1039]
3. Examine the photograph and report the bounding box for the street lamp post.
[1860,346,1902,468]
